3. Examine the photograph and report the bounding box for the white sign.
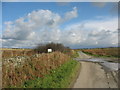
[48,49,52,53]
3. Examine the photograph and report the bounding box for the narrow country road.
[73,51,118,88]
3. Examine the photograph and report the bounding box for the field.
[1,48,33,59]
[81,47,119,58]
[2,47,79,88]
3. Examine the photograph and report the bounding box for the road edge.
[68,61,81,88]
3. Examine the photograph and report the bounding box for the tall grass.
[3,43,80,88]
[2,52,70,87]
[2,50,35,59]
[22,59,80,88]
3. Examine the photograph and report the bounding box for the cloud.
[61,17,118,48]
[56,2,69,6]
[3,9,61,40]
[92,2,118,15]
[2,7,118,48]
[2,7,78,48]
[64,7,78,21]
[110,2,118,14]
[92,2,107,7]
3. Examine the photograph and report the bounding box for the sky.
[0,2,1,28]
[1,2,119,49]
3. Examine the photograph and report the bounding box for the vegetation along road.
[0,65,1,89]
[73,51,119,88]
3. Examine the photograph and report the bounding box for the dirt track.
[73,52,118,88]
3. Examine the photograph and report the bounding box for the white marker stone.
[48,49,52,53]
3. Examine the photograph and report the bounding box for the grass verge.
[71,50,79,58]
[21,59,80,88]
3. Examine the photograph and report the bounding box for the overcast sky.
[1,2,119,49]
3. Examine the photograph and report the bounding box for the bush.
[34,43,71,54]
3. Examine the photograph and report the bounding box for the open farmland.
[81,47,119,58]
[1,48,34,59]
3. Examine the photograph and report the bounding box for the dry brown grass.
[2,51,70,87]
[1,48,31,51]
[82,48,119,57]
[2,50,35,59]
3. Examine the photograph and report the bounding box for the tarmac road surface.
[73,51,118,88]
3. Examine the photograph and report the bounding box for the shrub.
[34,43,71,55]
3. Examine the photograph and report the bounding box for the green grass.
[20,59,80,88]
[71,51,79,58]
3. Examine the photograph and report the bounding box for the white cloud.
[92,2,106,7]
[64,7,78,21]
[2,7,118,48]
[59,17,118,48]
[2,7,78,48]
